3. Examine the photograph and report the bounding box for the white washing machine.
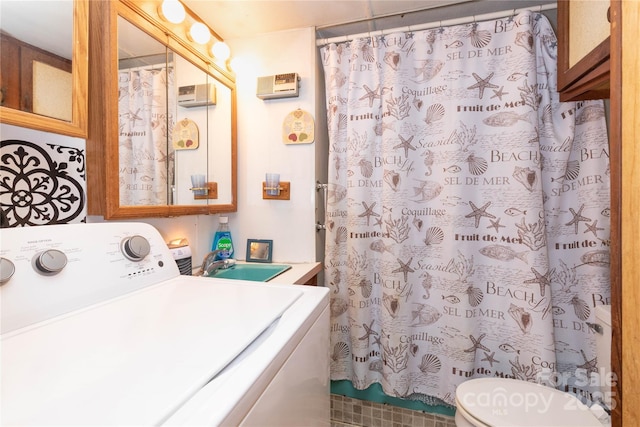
[0,222,330,426]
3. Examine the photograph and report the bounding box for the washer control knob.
[0,257,16,284]
[32,249,68,275]
[120,235,151,261]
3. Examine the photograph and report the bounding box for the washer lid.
[2,276,303,426]
[455,378,603,427]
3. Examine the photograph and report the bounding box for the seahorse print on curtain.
[321,11,610,406]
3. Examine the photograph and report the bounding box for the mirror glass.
[117,16,233,208]
[0,0,87,137]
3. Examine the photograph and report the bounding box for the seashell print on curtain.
[321,11,610,408]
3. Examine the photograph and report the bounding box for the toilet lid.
[455,378,603,427]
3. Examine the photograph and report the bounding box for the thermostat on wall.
[178,83,216,108]
[256,73,300,100]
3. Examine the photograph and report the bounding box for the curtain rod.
[316,3,556,46]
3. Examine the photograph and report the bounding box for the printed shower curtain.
[321,11,610,407]
[118,67,174,205]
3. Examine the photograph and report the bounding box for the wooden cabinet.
[0,0,88,138]
[298,274,319,286]
[0,35,21,109]
[292,263,322,286]
[557,0,611,101]
[0,33,72,114]
[87,0,237,219]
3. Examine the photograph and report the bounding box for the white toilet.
[455,305,612,427]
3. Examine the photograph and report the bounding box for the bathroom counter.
[192,261,323,286]
[268,262,322,286]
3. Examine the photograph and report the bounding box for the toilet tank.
[594,304,612,407]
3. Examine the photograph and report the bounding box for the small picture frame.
[246,239,273,263]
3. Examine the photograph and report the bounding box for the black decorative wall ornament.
[0,139,86,226]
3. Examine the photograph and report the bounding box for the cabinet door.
[557,0,610,101]
[20,44,72,118]
[0,0,87,138]
[0,35,22,110]
[0,33,72,118]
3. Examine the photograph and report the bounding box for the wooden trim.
[618,1,640,425]
[608,0,622,424]
[72,0,89,137]
[87,0,114,215]
[558,59,609,102]
[557,1,610,101]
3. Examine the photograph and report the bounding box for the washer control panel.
[120,235,151,262]
[0,257,16,283]
[32,249,68,276]
[0,222,180,334]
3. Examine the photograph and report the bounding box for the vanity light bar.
[189,22,211,44]
[158,0,185,24]
[157,0,231,63]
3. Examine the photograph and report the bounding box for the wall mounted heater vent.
[178,83,216,108]
[256,73,299,100]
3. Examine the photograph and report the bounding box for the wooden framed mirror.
[87,0,237,219]
[0,0,88,138]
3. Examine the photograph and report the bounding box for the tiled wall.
[0,125,87,227]
[331,394,456,427]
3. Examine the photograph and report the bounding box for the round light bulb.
[189,22,211,44]
[229,57,243,72]
[159,0,185,24]
[211,41,231,61]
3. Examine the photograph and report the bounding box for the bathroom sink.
[208,263,292,282]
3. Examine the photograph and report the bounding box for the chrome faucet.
[196,250,235,276]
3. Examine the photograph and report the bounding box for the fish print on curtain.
[118,67,175,205]
[321,11,610,407]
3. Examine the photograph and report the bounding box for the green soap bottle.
[212,216,234,260]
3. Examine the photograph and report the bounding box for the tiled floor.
[330,394,456,427]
